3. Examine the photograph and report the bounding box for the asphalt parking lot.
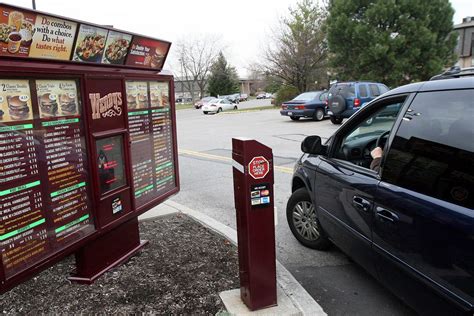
[171,99,416,315]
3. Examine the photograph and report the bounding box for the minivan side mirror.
[301,136,327,155]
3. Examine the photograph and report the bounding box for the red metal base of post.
[68,218,148,284]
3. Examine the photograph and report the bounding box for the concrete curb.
[139,200,326,316]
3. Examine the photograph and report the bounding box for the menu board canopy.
[0,3,171,71]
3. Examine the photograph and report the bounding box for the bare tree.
[263,0,328,92]
[175,34,224,101]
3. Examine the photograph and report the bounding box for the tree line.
[175,0,457,102]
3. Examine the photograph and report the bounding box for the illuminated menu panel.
[126,81,175,208]
[0,79,94,279]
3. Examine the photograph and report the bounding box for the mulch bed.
[1,214,240,314]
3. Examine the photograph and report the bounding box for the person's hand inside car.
[371,147,383,159]
[370,147,383,172]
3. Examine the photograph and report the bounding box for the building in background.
[454,16,474,67]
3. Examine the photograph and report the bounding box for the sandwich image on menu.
[38,93,58,117]
[150,92,160,107]
[127,94,137,109]
[36,80,80,117]
[59,93,77,115]
[7,95,30,120]
[137,93,148,109]
[0,79,33,122]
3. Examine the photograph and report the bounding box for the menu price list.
[0,79,94,280]
[126,81,175,208]
[152,108,175,196]
[0,180,49,279]
[128,110,154,206]
[40,117,93,247]
[0,124,39,185]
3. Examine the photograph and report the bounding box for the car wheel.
[286,188,330,250]
[233,105,238,110]
[330,116,343,124]
[203,111,208,114]
[313,108,324,121]
[217,108,222,113]
[290,117,300,121]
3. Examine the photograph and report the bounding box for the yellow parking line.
[179,149,293,174]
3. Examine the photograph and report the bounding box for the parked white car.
[202,98,238,114]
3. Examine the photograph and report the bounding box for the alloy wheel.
[292,201,320,241]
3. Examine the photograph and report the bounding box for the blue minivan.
[287,75,474,314]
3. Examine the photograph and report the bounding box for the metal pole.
[32,0,36,9]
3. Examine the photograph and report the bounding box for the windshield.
[293,92,319,101]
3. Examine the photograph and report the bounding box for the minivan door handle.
[352,196,372,212]
[375,207,399,223]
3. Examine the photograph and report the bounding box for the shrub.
[274,85,299,106]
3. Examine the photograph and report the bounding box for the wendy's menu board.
[126,81,175,208]
[0,79,94,279]
[0,4,169,70]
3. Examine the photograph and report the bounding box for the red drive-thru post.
[232,137,277,311]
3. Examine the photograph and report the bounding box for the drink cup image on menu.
[7,95,30,120]
[38,93,58,117]
[0,9,36,57]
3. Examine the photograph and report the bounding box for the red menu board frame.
[0,57,179,292]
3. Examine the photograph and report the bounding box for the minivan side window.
[359,85,368,97]
[379,84,389,94]
[369,84,380,96]
[382,90,474,208]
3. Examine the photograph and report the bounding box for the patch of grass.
[175,103,194,110]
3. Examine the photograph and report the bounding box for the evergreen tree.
[326,0,457,87]
[207,52,240,97]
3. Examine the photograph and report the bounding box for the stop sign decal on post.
[248,156,270,179]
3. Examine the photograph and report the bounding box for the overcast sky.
[5,0,474,77]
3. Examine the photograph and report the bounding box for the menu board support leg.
[68,217,148,284]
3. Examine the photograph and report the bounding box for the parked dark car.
[286,74,474,314]
[280,90,328,121]
[327,81,389,124]
[256,93,266,99]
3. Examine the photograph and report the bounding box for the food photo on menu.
[36,80,79,118]
[0,8,35,57]
[0,79,33,122]
[126,37,170,69]
[102,31,132,65]
[73,24,108,63]
[136,82,149,109]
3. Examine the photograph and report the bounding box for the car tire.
[286,188,331,250]
[233,105,238,110]
[203,111,208,114]
[217,108,222,113]
[330,116,343,124]
[329,94,347,115]
[313,108,324,121]
[290,117,300,121]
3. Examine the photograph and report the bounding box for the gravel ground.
[1,214,240,314]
